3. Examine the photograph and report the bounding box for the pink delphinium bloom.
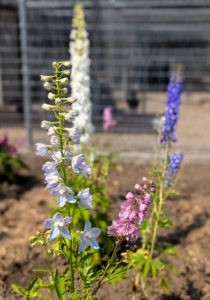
[108,177,155,242]
[103,106,117,131]
[0,134,18,153]
[0,134,8,145]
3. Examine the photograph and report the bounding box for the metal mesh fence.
[1,0,210,143]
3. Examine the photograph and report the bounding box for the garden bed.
[0,156,210,300]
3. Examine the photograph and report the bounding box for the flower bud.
[52,61,59,68]
[63,97,76,104]
[61,88,68,95]
[43,82,51,91]
[41,120,51,130]
[134,183,141,190]
[63,61,71,67]
[40,75,52,82]
[70,110,79,116]
[42,103,57,111]
[150,187,155,193]
[55,98,62,105]
[62,70,71,76]
[126,192,135,200]
[59,77,69,84]
[142,177,147,182]
[48,92,55,100]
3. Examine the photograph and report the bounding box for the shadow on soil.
[0,174,42,201]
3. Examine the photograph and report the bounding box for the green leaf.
[106,264,130,284]
[150,259,162,278]
[10,283,26,296]
[27,276,42,292]
[140,219,150,231]
[158,218,173,228]
[143,260,150,277]
[162,245,177,256]
[160,276,169,293]
[33,268,50,273]
[54,269,65,300]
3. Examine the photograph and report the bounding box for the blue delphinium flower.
[77,188,93,209]
[44,212,72,240]
[50,183,76,207]
[161,76,183,144]
[165,152,183,187]
[79,221,101,252]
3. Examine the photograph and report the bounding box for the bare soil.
[0,156,210,300]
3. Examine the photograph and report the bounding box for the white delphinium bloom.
[69,4,94,144]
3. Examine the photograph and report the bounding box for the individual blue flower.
[42,161,57,176]
[71,154,86,173]
[45,173,61,189]
[79,221,101,252]
[35,143,49,156]
[52,150,72,165]
[81,164,91,179]
[50,135,60,145]
[165,152,183,187]
[160,76,183,144]
[69,127,81,145]
[71,154,91,179]
[51,183,76,207]
[44,212,72,240]
[77,188,93,209]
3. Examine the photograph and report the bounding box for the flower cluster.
[36,61,100,251]
[108,178,155,242]
[160,75,183,144]
[0,134,23,153]
[165,152,183,187]
[69,4,94,144]
[103,106,117,131]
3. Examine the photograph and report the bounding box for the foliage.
[0,134,27,182]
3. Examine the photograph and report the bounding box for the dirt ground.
[0,155,210,300]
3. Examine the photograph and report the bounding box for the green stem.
[149,142,169,260]
[141,142,169,293]
[90,241,121,296]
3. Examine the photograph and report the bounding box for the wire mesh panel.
[1,0,210,134]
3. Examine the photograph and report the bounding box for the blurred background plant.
[0,133,27,182]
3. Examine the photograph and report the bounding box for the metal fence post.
[18,0,32,149]
[0,50,4,106]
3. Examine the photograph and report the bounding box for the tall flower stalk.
[69,4,94,144]
[129,74,184,298]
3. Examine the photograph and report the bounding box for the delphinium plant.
[69,3,94,145]
[69,3,121,254]
[128,74,184,298]
[11,61,155,300]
